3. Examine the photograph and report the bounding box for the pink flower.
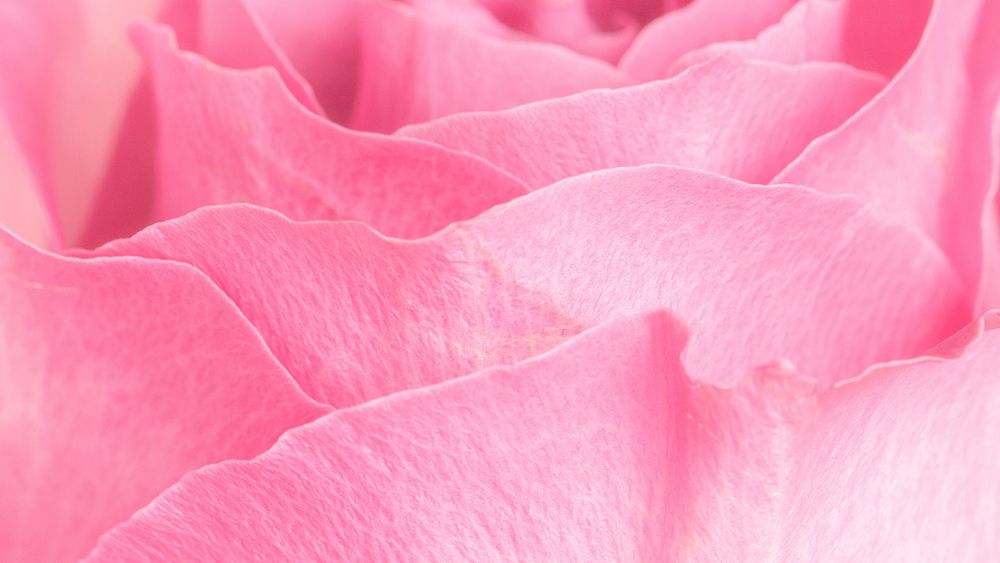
[1,0,999,560]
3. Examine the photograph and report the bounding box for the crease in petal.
[97,166,966,407]
[400,54,885,188]
[0,227,328,563]
[132,21,528,237]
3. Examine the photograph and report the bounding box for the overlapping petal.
[669,0,852,71]
[85,311,689,561]
[85,310,1000,560]
[0,115,55,248]
[620,0,796,80]
[164,0,323,113]
[774,0,1000,294]
[134,22,528,238]
[98,166,966,406]
[400,55,884,188]
[349,0,629,132]
[0,0,162,246]
[0,229,328,562]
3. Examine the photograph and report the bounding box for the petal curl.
[0,230,327,562]
[98,166,966,406]
[133,22,528,237]
[400,55,884,188]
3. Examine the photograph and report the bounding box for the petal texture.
[349,0,629,132]
[400,55,884,188]
[134,22,527,237]
[774,0,1000,293]
[86,311,1000,560]
[86,311,688,561]
[98,166,966,406]
[0,229,327,562]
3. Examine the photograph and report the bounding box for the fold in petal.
[774,0,1000,301]
[400,55,884,188]
[85,311,688,561]
[349,0,629,132]
[619,0,796,80]
[0,229,327,562]
[133,22,527,237]
[98,166,966,407]
[85,310,1000,560]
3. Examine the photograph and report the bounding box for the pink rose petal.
[349,0,629,132]
[669,0,852,72]
[0,115,56,248]
[98,166,966,406]
[0,0,161,246]
[133,22,528,237]
[774,0,1000,301]
[619,0,796,80]
[164,0,323,114]
[0,229,327,562]
[85,310,1000,560]
[469,0,639,61]
[400,54,884,188]
[85,311,689,561]
[980,107,1000,311]
[240,0,360,121]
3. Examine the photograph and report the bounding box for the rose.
[1,0,999,560]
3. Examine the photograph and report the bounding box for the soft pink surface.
[0,229,327,562]
[0,115,54,248]
[774,0,1000,294]
[0,0,162,247]
[400,55,884,188]
[669,0,852,71]
[86,310,1000,560]
[240,0,360,121]
[134,22,528,238]
[98,166,966,405]
[1,0,998,558]
[619,0,796,80]
[348,0,629,132]
[165,0,323,114]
